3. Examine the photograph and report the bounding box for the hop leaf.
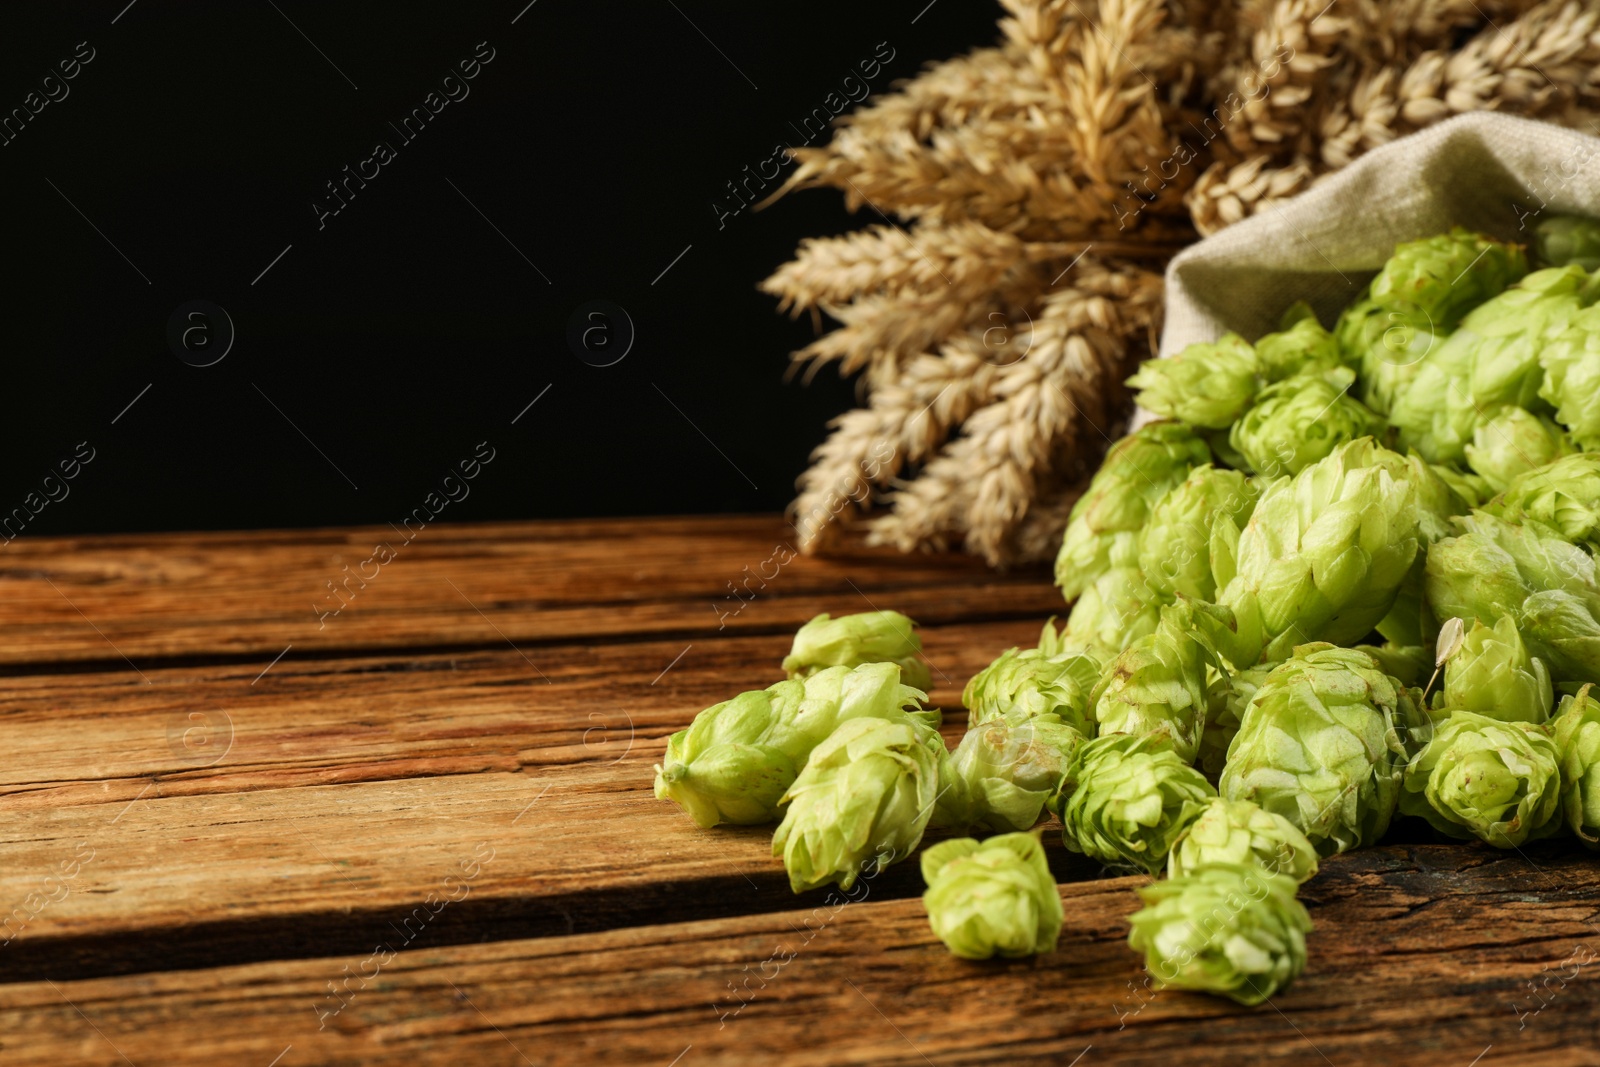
[772,714,945,892]
[1551,684,1600,848]
[1054,423,1211,602]
[1464,407,1576,493]
[1229,369,1386,479]
[1218,438,1421,664]
[1219,644,1411,856]
[1167,797,1319,883]
[1051,732,1215,874]
[921,832,1063,959]
[1139,465,1261,601]
[654,663,928,828]
[1090,602,1224,765]
[783,611,931,690]
[1128,863,1312,1007]
[1390,265,1594,465]
[1127,334,1259,430]
[935,719,1084,833]
[963,638,1102,735]
[1400,711,1562,848]
[1439,616,1553,725]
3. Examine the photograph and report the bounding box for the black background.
[0,0,999,536]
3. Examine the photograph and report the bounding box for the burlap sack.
[1159,112,1600,357]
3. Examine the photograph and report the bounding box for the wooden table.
[2,515,1596,1066]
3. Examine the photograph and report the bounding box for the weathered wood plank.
[0,517,1058,668]
[4,845,1596,1066]
[0,622,1092,981]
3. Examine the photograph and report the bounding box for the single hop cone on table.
[1127,863,1312,1007]
[1206,438,1422,666]
[963,624,1101,735]
[782,610,931,691]
[1389,264,1597,466]
[1167,797,1319,884]
[1138,465,1260,603]
[1050,732,1215,876]
[1487,452,1600,551]
[1219,644,1413,857]
[1439,615,1553,725]
[1228,369,1386,480]
[1464,406,1575,494]
[772,714,944,892]
[920,832,1063,960]
[1552,685,1600,848]
[1089,601,1226,766]
[1400,711,1562,848]
[1126,333,1259,431]
[654,662,930,828]
[1053,422,1210,603]
[933,719,1084,834]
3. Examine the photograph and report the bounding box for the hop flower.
[1064,566,1166,659]
[1127,334,1259,430]
[1051,732,1215,875]
[1535,215,1600,271]
[1338,300,1441,417]
[1197,662,1275,781]
[1464,407,1576,493]
[1229,369,1386,479]
[1167,797,1319,884]
[1054,423,1211,602]
[1390,265,1594,465]
[921,832,1062,959]
[655,663,928,828]
[1127,863,1312,1007]
[1537,306,1600,450]
[1400,711,1562,848]
[783,611,931,690]
[772,714,945,892]
[1255,305,1346,383]
[1219,644,1411,856]
[1488,452,1600,550]
[935,719,1084,833]
[1090,602,1223,765]
[1214,438,1421,665]
[964,628,1101,735]
[1439,616,1553,725]
[1139,466,1261,602]
[1424,510,1600,684]
[1551,684,1600,848]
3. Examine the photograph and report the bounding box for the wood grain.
[6,845,1598,1066]
[0,516,1058,668]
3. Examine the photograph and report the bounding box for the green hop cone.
[1139,466,1261,601]
[1535,214,1600,270]
[1090,601,1223,765]
[1539,305,1600,450]
[1064,566,1166,659]
[1424,510,1600,683]
[1464,406,1576,493]
[1128,863,1312,1007]
[1051,732,1215,874]
[1338,299,1441,417]
[1214,438,1421,664]
[934,719,1084,833]
[1489,452,1600,550]
[1219,644,1411,856]
[782,611,931,690]
[1373,450,1480,648]
[655,663,928,828]
[1167,797,1319,884]
[1439,615,1553,724]
[1127,334,1259,430]
[964,629,1102,735]
[1255,306,1347,383]
[772,714,944,892]
[1399,711,1562,848]
[1054,423,1210,602]
[1229,369,1386,479]
[921,832,1063,959]
[1390,264,1595,464]
[1551,684,1600,847]
[1353,643,1430,687]
[1197,662,1276,781]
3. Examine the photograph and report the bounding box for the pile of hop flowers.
[657,228,1600,1003]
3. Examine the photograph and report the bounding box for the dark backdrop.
[0,0,999,536]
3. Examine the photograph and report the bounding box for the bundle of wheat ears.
[763,0,1600,566]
